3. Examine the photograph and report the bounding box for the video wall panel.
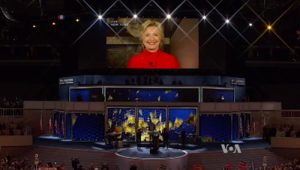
[105,87,199,102]
[202,88,234,102]
[107,107,136,141]
[106,107,198,142]
[169,108,197,141]
[69,87,104,101]
[137,108,167,141]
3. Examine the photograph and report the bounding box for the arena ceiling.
[0,0,299,21]
[0,0,299,64]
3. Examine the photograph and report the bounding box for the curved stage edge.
[115,147,188,170]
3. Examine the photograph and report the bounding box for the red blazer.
[127,50,180,69]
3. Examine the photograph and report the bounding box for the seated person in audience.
[276,127,285,137]
[130,165,137,170]
[285,125,294,137]
[290,128,298,137]
[100,163,109,170]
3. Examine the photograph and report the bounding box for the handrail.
[0,108,23,116]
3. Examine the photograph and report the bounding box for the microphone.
[149,62,155,67]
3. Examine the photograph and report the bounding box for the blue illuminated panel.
[169,108,197,141]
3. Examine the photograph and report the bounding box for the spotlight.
[267,25,272,30]
[225,19,230,24]
[57,15,65,21]
[133,14,138,19]
[202,15,207,20]
[52,22,56,26]
[32,24,36,28]
[98,15,103,20]
[75,18,80,23]
[249,23,253,27]
[166,14,171,19]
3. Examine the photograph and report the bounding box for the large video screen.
[105,87,199,102]
[169,108,197,141]
[202,88,235,102]
[78,18,199,70]
[137,108,167,142]
[69,87,104,102]
[107,107,136,141]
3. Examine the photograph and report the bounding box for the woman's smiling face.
[142,26,161,52]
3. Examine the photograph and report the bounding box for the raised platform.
[0,135,32,146]
[271,137,300,149]
[115,147,188,170]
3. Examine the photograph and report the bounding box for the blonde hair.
[140,20,165,49]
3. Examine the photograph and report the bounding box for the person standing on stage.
[162,127,169,148]
[148,119,156,141]
[180,130,186,148]
[127,20,180,69]
[136,128,142,147]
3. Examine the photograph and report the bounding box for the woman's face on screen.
[142,26,161,52]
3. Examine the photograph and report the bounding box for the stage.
[115,147,188,169]
[36,135,267,151]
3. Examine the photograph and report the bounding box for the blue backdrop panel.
[202,88,234,102]
[169,108,197,141]
[65,113,72,139]
[72,113,104,141]
[106,88,198,102]
[200,114,238,142]
[69,88,103,101]
[232,114,239,140]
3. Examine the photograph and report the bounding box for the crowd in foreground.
[1,154,300,170]
[224,158,300,170]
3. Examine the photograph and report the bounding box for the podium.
[115,147,188,170]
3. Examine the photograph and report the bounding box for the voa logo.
[221,144,242,154]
